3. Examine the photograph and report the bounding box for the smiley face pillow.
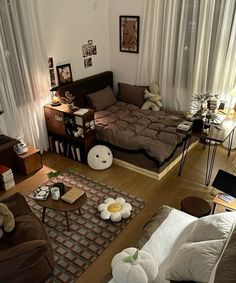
[87,145,113,170]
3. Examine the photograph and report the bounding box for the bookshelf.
[44,104,96,163]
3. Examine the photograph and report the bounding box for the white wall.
[38,0,110,82]
[0,115,7,135]
[109,0,145,91]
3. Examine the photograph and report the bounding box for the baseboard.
[113,140,198,180]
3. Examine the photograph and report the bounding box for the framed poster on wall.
[56,63,73,86]
[119,16,140,53]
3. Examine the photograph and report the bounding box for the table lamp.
[50,86,60,105]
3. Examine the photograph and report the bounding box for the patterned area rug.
[27,170,146,283]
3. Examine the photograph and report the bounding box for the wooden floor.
[0,143,235,283]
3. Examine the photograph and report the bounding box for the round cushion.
[111,247,158,283]
[181,196,211,218]
[87,145,113,170]
[98,197,132,222]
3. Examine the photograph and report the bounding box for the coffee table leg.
[78,208,81,215]
[42,207,46,223]
[65,211,70,231]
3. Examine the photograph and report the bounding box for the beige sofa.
[109,206,236,283]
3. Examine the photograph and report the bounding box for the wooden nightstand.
[17,146,43,175]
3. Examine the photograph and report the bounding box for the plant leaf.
[133,249,139,261]
[123,255,135,263]
[47,171,61,179]
[123,249,139,264]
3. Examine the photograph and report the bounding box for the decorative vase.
[67,103,74,111]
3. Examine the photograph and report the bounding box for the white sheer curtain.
[136,0,236,111]
[0,0,49,150]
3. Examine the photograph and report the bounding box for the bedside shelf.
[44,104,96,163]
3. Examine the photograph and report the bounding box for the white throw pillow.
[188,212,236,242]
[166,239,225,282]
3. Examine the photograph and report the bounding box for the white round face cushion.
[87,145,113,170]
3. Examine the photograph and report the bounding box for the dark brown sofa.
[0,193,54,283]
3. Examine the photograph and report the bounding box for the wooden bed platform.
[113,140,198,180]
[56,71,196,179]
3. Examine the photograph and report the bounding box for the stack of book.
[177,121,193,132]
[0,165,15,191]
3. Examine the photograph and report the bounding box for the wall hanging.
[56,63,73,86]
[120,16,140,53]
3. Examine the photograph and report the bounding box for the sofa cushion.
[167,240,225,282]
[167,212,236,283]
[188,212,236,242]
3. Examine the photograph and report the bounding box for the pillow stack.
[166,212,236,282]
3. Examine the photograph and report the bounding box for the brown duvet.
[95,102,187,164]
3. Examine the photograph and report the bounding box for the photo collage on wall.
[82,40,97,68]
[48,57,56,87]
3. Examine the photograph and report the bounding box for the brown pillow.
[118,82,147,108]
[87,86,117,111]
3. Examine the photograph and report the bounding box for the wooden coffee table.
[35,187,87,231]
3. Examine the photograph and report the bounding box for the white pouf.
[87,145,113,170]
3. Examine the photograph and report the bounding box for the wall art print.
[82,40,97,58]
[120,16,140,53]
[56,63,73,86]
[48,57,56,87]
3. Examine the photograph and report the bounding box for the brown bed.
[56,71,194,178]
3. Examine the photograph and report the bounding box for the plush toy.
[0,203,15,239]
[73,127,84,138]
[87,145,113,170]
[111,247,158,283]
[141,83,162,111]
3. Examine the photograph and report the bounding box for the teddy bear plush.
[141,83,163,111]
[0,203,15,238]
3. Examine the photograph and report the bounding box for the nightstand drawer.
[44,107,66,135]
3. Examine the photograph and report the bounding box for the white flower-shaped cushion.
[98,197,132,222]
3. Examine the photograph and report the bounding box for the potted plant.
[191,91,219,118]
[60,91,75,111]
[190,91,219,132]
